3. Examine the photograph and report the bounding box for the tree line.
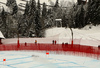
[0,0,100,38]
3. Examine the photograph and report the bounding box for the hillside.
[0,0,77,13]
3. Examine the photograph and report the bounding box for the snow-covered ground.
[45,25,100,47]
[0,51,100,68]
[0,31,5,38]
[2,25,100,47]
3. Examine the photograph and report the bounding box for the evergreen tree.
[86,0,100,25]
[24,0,36,37]
[35,10,42,37]
[54,0,59,7]
[29,0,36,16]
[77,0,82,5]
[0,8,8,37]
[62,14,67,27]
[79,5,85,28]
[46,8,54,27]
[47,8,52,16]
[21,1,30,36]
[92,0,100,25]
[74,4,85,28]
[87,0,95,24]
[42,3,47,18]
[37,0,41,15]
[42,2,47,27]
[12,5,18,15]
[95,0,100,24]
[40,2,47,36]
[6,0,18,15]
[53,0,59,13]
[24,1,29,15]
[6,0,16,6]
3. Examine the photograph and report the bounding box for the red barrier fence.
[0,43,100,59]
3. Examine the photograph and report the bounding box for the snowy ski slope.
[0,51,100,68]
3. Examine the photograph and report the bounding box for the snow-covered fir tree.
[6,0,18,15]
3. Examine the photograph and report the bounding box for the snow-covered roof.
[0,31,5,39]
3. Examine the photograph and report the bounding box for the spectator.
[52,40,54,44]
[25,42,27,46]
[62,42,64,48]
[98,45,100,49]
[55,40,56,44]
[35,40,37,44]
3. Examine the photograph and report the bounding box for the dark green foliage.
[74,4,85,28]
[53,0,59,13]
[62,14,67,27]
[77,0,82,5]
[54,0,59,7]
[6,0,18,15]
[47,8,52,15]
[29,0,36,16]
[35,10,42,37]
[12,6,18,15]
[86,0,100,25]
[23,0,36,37]
[37,0,41,15]
[6,0,16,6]
[41,2,47,28]
[24,1,29,15]
[42,3,47,18]
[34,0,42,37]
[0,8,8,37]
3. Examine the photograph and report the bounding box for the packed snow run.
[0,51,100,68]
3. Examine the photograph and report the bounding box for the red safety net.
[0,43,100,59]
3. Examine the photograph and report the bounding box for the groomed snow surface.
[0,51,100,68]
